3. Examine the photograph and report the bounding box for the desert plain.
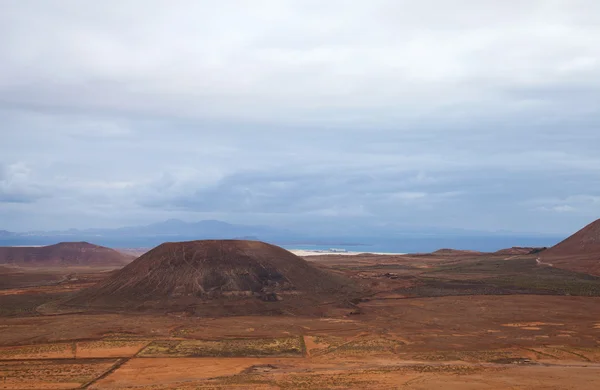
[1,239,600,389]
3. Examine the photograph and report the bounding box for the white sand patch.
[289,249,406,257]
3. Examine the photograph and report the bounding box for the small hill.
[64,240,359,316]
[540,219,600,275]
[0,242,134,267]
[494,247,547,256]
[432,248,483,256]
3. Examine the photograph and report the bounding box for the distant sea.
[282,235,563,254]
[0,235,564,253]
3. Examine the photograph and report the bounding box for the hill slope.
[64,240,359,316]
[540,219,600,275]
[0,242,134,267]
[494,247,547,256]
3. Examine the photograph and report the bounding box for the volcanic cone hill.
[0,242,134,267]
[540,219,600,275]
[64,240,360,316]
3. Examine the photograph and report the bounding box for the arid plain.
[1,221,600,389]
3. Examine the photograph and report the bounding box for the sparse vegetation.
[0,292,71,317]
[0,343,73,359]
[401,258,600,297]
[0,359,117,387]
[138,337,304,357]
[311,336,404,357]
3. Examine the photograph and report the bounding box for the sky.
[1,0,599,235]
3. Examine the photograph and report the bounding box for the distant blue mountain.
[84,219,278,237]
[0,219,564,252]
[3,219,287,238]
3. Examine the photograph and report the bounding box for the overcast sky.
[1,0,599,234]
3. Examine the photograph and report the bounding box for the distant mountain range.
[0,219,295,246]
[0,219,564,252]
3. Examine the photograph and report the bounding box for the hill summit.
[65,240,359,316]
[0,242,134,267]
[540,219,600,275]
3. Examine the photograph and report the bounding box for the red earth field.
[1,221,600,389]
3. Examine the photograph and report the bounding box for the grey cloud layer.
[0,0,599,233]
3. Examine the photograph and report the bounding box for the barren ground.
[1,252,600,389]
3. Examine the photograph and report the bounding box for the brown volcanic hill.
[64,240,360,316]
[540,219,600,275]
[494,247,547,256]
[0,242,134,267]
[542,219,600,257]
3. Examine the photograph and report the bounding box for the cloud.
[136,168,463,216]
[1,1,599,125]
[536,205,576,213]
[0,162,47,203]
[530,195,600,215]
[0,1,599,234]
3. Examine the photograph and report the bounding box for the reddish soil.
[0,242,134,267]
[2,292,600,388]
[87,358,600,389]
[75,340,150,358]
[92,357,294,387]
[2,242,600,388]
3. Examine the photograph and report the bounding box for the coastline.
[289,249,406,257]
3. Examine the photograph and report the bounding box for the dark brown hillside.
[64,240,360,316]
[0,242,134,267]
[494,247,547,256]
[540,219,600,275]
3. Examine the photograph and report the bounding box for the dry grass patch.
[0,358,117,389]
[409,349,522,363]
[138,337,304,358]
[310,335,403,357]
[0,343,74,360]
[521,346,593,361]
[218,365,487,390]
